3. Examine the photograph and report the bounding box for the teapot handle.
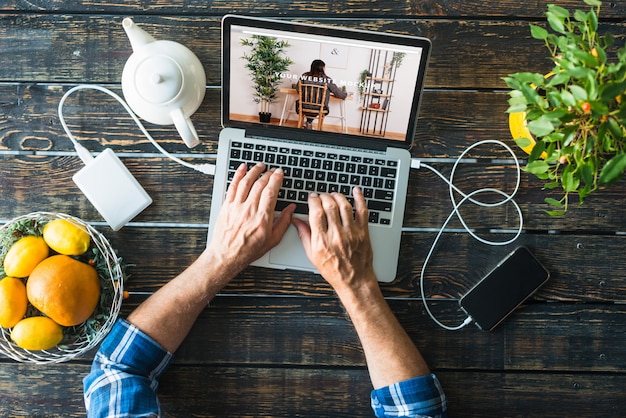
[171,108,200,148]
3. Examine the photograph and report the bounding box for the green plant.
[503,0,626,215]
[358,69,370,99]
[241,35,293,115]
[389,52,405,72]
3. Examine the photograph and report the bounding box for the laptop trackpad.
[269,225,315,269]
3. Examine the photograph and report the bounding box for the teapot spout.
[122,18,156,52]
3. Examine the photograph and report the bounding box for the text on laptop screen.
[222,17,431,149]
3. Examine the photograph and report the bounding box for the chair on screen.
[297,83,329,130]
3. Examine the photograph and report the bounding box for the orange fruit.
[3,236,49,278]
[27,255,100,327]
[0,277,28,328]
[11,316,63,351]
[43,219,91,256]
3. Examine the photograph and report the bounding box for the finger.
[268,203,295,247]
[307,192,328,233]
[319,193,342,227]
[333,192,355,226]
[225,163,248,202]
[352,187,369,226]
[257,168,284,212]
[235,163,266,201]
[292,217,313,257]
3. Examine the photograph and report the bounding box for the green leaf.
[588,7,599,31]
[569,85,588,101]
[514,137,532,148]
[572,49,599,67]
[545,197,563,207]
[562,168,580,192]
[525,160,550,174]
[546,14,566,34]
[506,94,529,113]
[547,4,570,19]
[607,117,624,140]
[599,153,626,185]
[566,64,593,80]
[529,139,547,161]
[584,0,602,7]
[506,102,528,114]
[600,80,626,102]
[530,24,549,40]
[579,162,594,188]
[560,90,577,107]
[573,9,587,23]
[546,72,570,87]
[528,116,555,136]
[520,83,543,106]
[546,209,567,216]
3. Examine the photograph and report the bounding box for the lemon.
[11,316,63,351]
[43,219,91,256]
[27,255,101,327]
[3,236,49,278]
[0,277,28,328]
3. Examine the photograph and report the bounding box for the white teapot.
[121,18,205,148]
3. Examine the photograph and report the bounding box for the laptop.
[208,15,431,282]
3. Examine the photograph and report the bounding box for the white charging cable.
[57,84,216,175]
[412,139,524,331]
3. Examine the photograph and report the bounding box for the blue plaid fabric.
[371,374,448,417]
[83,319,173,418]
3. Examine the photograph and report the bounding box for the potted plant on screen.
[241,35,293,123]
[503,0,626,215]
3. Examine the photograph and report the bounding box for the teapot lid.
[132,55,182,104]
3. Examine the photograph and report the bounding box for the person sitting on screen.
[297,59,351,129]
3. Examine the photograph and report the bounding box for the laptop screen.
[221,15,431,150]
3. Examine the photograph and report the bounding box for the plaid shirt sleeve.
[83,319,173,418]
[371,373,448,418]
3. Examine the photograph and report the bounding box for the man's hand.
[292,187,376,292]
[208,162,295,274]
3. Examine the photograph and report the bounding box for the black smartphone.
[458,246,550,331]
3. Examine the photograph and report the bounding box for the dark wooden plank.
[164,296,626,373]
[4,0,626,18]
[4,361,622,417]
[158,369,626,417]
[439,371,626,418]
[0,362,88,417]
[1,15,623,88]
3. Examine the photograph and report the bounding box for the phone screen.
[458,246,550,331]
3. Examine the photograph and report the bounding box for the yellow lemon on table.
[27,255,101,327]
[11,316,64,351]
[2,236,49,278]
[43,219,91,256]
[0,277,28,328]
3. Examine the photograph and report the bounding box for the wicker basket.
[0,212,124,364]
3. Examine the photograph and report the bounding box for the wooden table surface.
[1,1,626,416]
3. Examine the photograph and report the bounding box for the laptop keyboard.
[226,140,398,225]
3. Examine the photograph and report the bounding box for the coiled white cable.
[58,84,215,175]
[413,140,524,331]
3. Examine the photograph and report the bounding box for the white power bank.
[72,148,152,231]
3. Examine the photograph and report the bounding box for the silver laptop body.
[208,15,431,282]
